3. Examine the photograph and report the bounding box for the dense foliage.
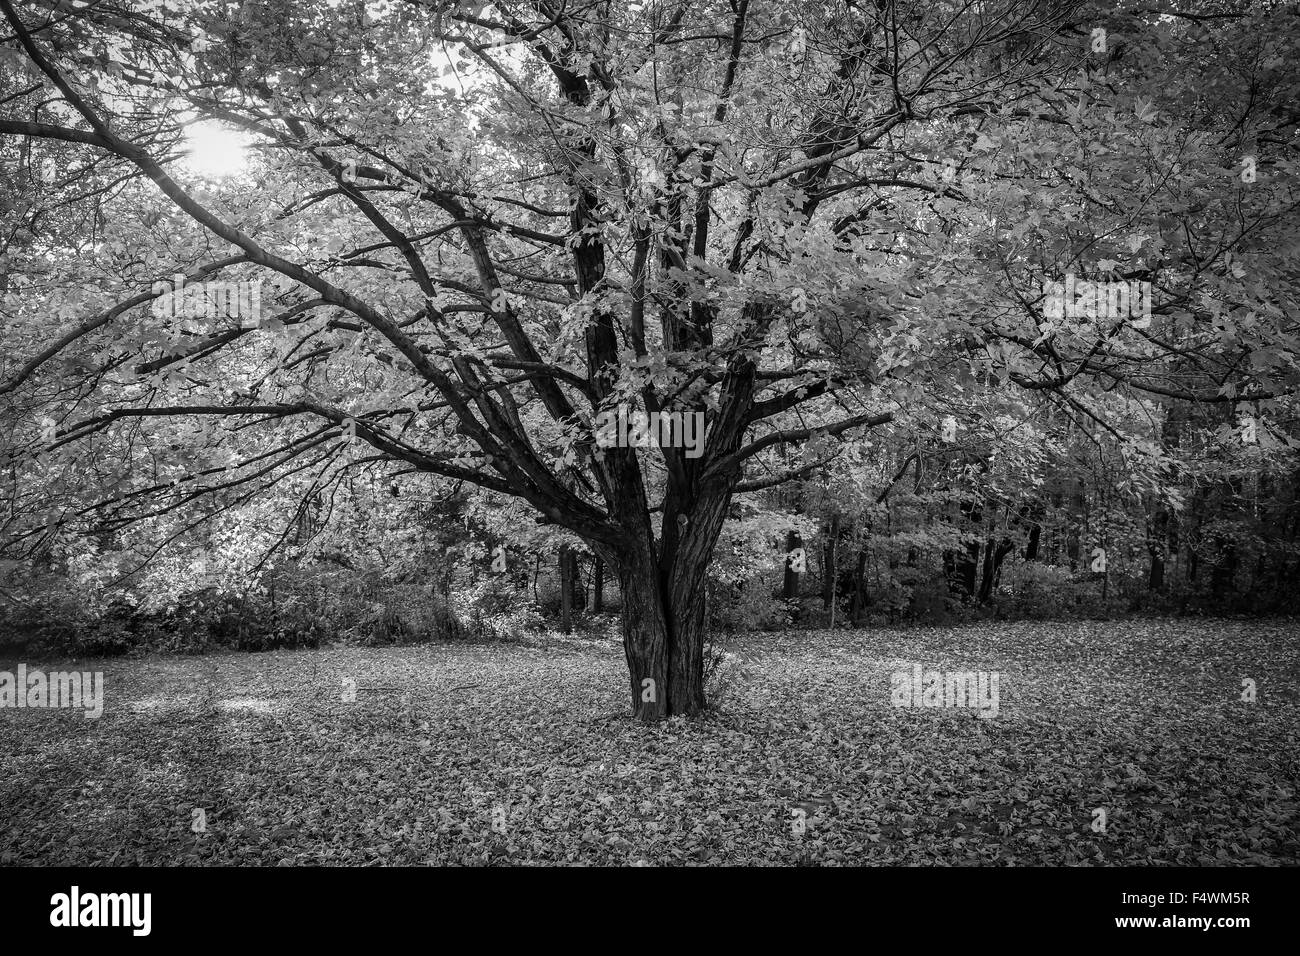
[1,1,1297,711]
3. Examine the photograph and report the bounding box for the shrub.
[702,633,751,711]
[994,561,1116,618]
[708,577,788,632]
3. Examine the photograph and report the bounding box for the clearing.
[1,619,1296,865]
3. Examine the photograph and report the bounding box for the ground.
[1,618,1297,865]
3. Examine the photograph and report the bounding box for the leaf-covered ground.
[1,619,1297,865]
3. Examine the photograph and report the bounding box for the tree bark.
[608,511,721,721]
[978,537,1016,603]
[782,530,803,600]
[978,538,996,603]
[559,544,573,633]
[1211,538,1238,595]
[822,513,840,611]
[1025,524,1040,561]
[849,547,868,624]
[946,498,982,599]
[1147,540,1165,591]
[570,549,584,610]
[960,539,980,597]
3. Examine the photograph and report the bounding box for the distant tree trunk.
[979,537,1016,603]
[1211,539,1238,595]
[946,500,982,599]
[1025,523,1041,561]
[822,514,840,611]
[782,530,803,599]
[559,544,574,633]
[571,549,585,609]
[1147,505,1166,593]
[1065,481,1085,570]
[944,545,978,596]
[978,538,997,603]
[1047,490,1063,563]
[1148,547,1165,591]
[592,557,604,612]
[849,547,869,624]
[961,539,980,597]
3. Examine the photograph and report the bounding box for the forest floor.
[1,618,1297,865]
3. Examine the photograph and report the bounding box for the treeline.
[3,399,1295,659]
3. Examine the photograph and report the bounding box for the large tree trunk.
[612,546,710,721]
[612,539,673,721]
[591,306,758,721]
[603,487,732,721]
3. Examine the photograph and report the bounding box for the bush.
[702,633,751,711]
[994,561,1116,618]
[904,573,958,623]
[708,577,788,632]
[0,558,532,656]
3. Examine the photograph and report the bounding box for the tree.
[2,0,1297,718]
